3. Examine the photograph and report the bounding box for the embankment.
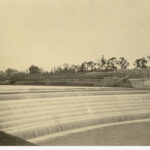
[0,131,35,146]
[0,71,132,87]
[1,69,150,88]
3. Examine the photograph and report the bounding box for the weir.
[0,85,150,145]
[129,78,150,88]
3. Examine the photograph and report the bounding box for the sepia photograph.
[0,0,150,147]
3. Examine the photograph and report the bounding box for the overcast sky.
[0,0,150,71]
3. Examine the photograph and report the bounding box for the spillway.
[0,85,150,145]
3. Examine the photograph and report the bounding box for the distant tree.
[147,56,150,60]
[106,57,117,71]
[62,63,69,72]
[40,68,45,73]
[57,66,63,73]
[87,61,95,71]
[79,62,88,72]
[147,56,150,67]
[74,65,80,72]
[5,68,18,75]
[94,62,100,71]
[134,57,148,69]
[69,65,78,72]
[52,67,57,73]
[117,57,129,70]
[0,70,4,75]
[97,55,107,70]
[29,65,41,74]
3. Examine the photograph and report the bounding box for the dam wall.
[0,86,150,145]
[129,78,150,88]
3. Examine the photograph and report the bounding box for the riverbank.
[0,71,132,87]
[0,69,150,88]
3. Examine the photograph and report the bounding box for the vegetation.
[50,56,130,73]
[0,56,150,87]
[29,65,42,74]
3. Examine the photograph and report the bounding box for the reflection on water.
[0,85,150,145]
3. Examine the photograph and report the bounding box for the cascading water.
[0,85,150,145]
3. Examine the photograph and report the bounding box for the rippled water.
[0,85,150,145]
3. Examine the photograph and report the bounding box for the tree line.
[50,56,150,73]
[1,56,150,75]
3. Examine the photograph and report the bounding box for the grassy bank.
[0,68,150,87]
